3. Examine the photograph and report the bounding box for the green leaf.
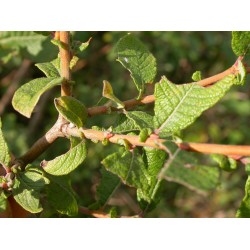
[54,96,88,128]
[113,114,140,133]
[102,80,125,109]
[45,174,78,216]
[211,154,238,172]
[96,169,121,207]
[12,77,63,118]
[0,192,7,213]
[154,75,236,137]
[159,142,220,194]
[137,148,167,211]
[236,176,250,218]
[231,31,250,56]
[102,148,151,197]
[12,170,47,213]
[236,60,247,85]
[192,71,202,81]
[0,118,11,166]
[35,58,60,78]
[139,128,152,142]
[115,34,157,98]
[0,31,47,56]
[126,111,154,130]
[71,37,92,54]
[43,140,87,175]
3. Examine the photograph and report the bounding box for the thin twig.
[59,31,72,96]
[87,64,250,117]
[62,126,250,157]
[0,59,31,115]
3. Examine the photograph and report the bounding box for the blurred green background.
[0,31,249,217]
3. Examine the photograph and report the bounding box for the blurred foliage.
[0,31,249,217]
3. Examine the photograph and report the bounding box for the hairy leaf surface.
[154,75,236,137]
[35,58,60,77]
[115,34,157,97]
[43,140,87,175]
[54,96,88,128]
[12,77,63,118]
[13,170,47,213]
[0,119,11,166]
[232,31,250,56]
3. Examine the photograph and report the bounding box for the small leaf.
[154,75,236,137]
[139,128,152,142]
[0,192,7,213]
[113,114,140,133]
[12,170,47,213]
[12,77,63,118]
[0,118,11,166]
[236,176,250,218]
[45,174,78,216]
[43,140,87,175]
[232,31,250,56]
[211,154,238,172]
[115,34,157,98]
[35,58,60,78]
[236,60,247,85]
[54,96,88,128]
[71,37,92,54]
[159,142,220,194]
[192,71,202,81]
[102,80,124,109]
[96,169,121,207]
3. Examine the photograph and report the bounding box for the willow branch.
[59,31,72,96]
[62,126,250,157]
[87,64,250,117]
[17,121,64,167]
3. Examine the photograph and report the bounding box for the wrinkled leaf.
[96,168,121,207]
[113,114,140,133]
[159,142,220,194]
[46,174,78,216]
[236,60,247,85]
[0,31,47,56]
[236,176,250,218]
[43,140,87,175]
[211,154,238,172]
[126,111,154,130]
[115,34,157,98]
[12,170,47,213]
[154,75,236,137]
[0,192,7,213]
[12,77,63,118]
[0,118,11,166]
[232,31,250,56]
[54,96,88,128]
[35,58,60,78]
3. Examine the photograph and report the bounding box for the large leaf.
[45,174,78,216]
[54,96,88,128]
[236,176,250,218]
[154,75,236,137]
[12,170,47,213]
[115,34,157,97]
[0,118,11,166]
[96,169,121,207]
[159,142,220,194]
[12,77,63,118]
[231,31,250,56]
[35,58,60,78]
[0,31,47,56]
[43,140,87,175]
